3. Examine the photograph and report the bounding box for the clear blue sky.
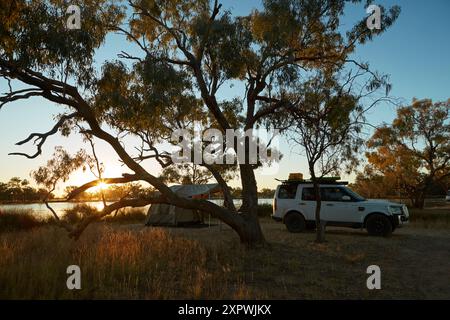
[0,0,449,194]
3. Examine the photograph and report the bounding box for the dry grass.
[0,202,449,299]
[409,205,450,229]
[0,225,261,299]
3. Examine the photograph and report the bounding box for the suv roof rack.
[276,177,348,185]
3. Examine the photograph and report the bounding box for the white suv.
[272,181,409,237]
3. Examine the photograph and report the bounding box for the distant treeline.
[0,177,51,202]
[230,187,274,199]
[1,177,277,203]
[350,176,449,200]
[64,183,154,201]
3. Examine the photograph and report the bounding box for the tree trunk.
[412,192,425,209]
[313,181,325,243]
[236,216,266,247]
[238,164,266,246]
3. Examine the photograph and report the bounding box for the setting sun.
[89,182,109,193]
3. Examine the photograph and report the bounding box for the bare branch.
[0,89,44,108]
[9,112,79,159]
[202,163,237,213]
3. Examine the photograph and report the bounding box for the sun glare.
[90,182,108,193]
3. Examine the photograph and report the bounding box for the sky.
[0,0,449,195]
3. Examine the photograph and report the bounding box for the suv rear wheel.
[366,214,393,237]
[285,213,306,233]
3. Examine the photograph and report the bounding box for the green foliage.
[160,164,212,185]
[32,147,87,192]
[285,72,367,178]
[160,162,236,185]
[0,0,125,87]
[0,177,50,202]
[94,59,204,142]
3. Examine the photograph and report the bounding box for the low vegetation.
[0,203,274,232]
[0,218,449,299]
[0,202,449,299]
[0,226,241,299]
[409,209,450,229]
[0,209,53,232]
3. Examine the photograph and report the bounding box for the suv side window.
[278,184,298,199]
[301,187,316,201]
[321,187,352,202]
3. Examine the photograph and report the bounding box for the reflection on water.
[0,199,273,217]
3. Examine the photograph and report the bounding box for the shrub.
[62,204,99,224]
[0,210,50,232]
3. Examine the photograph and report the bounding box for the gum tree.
[0,0,399,245]
[366,99,450,208]
[278,69,392,243]
[32,146,88,231]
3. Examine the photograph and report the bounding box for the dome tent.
[145,183,221,226]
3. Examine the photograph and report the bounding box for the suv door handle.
[299,202,306,205]
[326,204,334,206]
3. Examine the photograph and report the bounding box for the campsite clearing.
[141,218,450,299]
[1,215,449,299]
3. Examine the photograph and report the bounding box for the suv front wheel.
[366,214,393,237]
[284,212,306,233]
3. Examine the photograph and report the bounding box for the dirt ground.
[132,218,450,299]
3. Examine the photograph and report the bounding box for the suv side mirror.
[342,195,351,201]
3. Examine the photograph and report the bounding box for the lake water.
[0,198,273,217]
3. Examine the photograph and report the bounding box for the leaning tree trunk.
[237,164,266,246]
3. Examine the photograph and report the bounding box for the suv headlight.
[389,205,402,215]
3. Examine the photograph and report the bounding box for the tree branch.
[69,196,168,239]
[202,163,237,213]
[66,174,140,201]
[9,112,79,159]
